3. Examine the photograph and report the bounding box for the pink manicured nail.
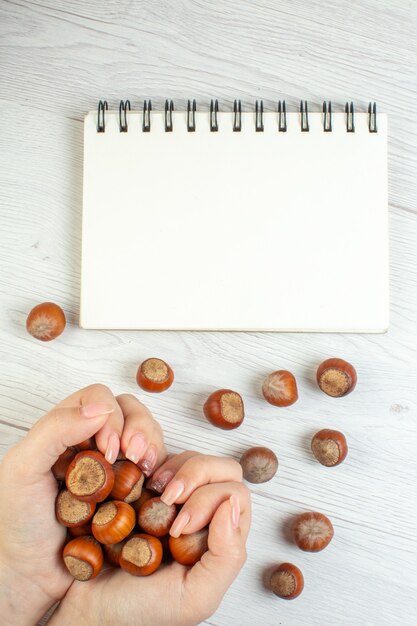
[160,479,185,506]
[105,431,120,464]
[125,433,147,464]
[80,403,114,418]
[169,510,191,538]
[230,495,240,529]
[139,445,157,476]
[149,470,174,493]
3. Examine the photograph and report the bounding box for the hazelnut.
[316,358,357,397]
[311,429,348,466]
[239,447,278,483]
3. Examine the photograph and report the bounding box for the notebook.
[80,100,388,332]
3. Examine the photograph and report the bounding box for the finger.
[54,384,124,463]
[169,481,251,539]
[159,454,243,506]
[147,451,201,493]
[19,402,115,478]
[116,394,167,477]
[184,494,251,621]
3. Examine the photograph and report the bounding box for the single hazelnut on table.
[169,528,209,566]
[262,370,298,407]
[92,500,136,545]
[240,446,278,484]
[269,562,304,600]
[66,450,114,503]
[311,429,348,466]
[316,358,357,397]
[292,511,334,552]
[138,496,177,537]
[52,448,76,482]
[110,460,144,503]
[68,522,92,538]
[56,489,96,528]
[203,389,244,430]
[136,358,174,392]
[26,301,66,341]
[120,533,163,576]
[63,536,103,581]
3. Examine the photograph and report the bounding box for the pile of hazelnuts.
[53,446,209,581]
[27,302,356,598]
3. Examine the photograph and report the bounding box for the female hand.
[0,384,166,626]
[51,452,251,626]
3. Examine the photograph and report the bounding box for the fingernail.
[139,445,157,476]
[149,470,174,493]
[80,403,114,418]
[125,433,147,464]
[160,479,185,506]
[105,431,120,464]
[230,495,240,529]
[169,510,191,538]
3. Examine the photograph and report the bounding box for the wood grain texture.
[0,1,416,624]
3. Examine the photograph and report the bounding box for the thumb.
[20,402,114,477]
[184,496,247,620]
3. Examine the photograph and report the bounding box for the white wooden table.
[1,1,416,624]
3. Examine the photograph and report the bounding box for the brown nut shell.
[262,370,298,407]
[92,500,136,545]
[56,489,96,528]
[26,302,66,341]
[136,358,174,392]
[292,511,334,552]
[63,536,103,581]
[240,446,278,483]
[311,429,348,466]
[52,448,76,481]
[131,488,155,513]
[74,437,97,452]
[120,533,163,576]
[169,528,209,566]
[270,562,304,599]
[316,358,357,397]
[66,450,114,503]
[103,534,134,567]
[68,523,92,538]
[138,497,177,537]
[203,389,244,430]
[110,461,144,503]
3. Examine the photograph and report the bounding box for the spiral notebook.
[80,100,388,332]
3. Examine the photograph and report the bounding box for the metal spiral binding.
[300,100,309,132]
[278,100,287,132]
[97,100,108,132]
[368,102,377,133]
[143,100,152,132]
[323,101,332,132]
[233,100,242,132]
[119,100,130,132]
[187,99,196,132]
[165,99,174,132]
[96,99,378,133]
[345,102,355,132]
[255,100,264,132]
[210,99,219,131]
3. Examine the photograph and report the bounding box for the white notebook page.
[81,109,388,331]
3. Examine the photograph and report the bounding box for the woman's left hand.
[0,383,167,626]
